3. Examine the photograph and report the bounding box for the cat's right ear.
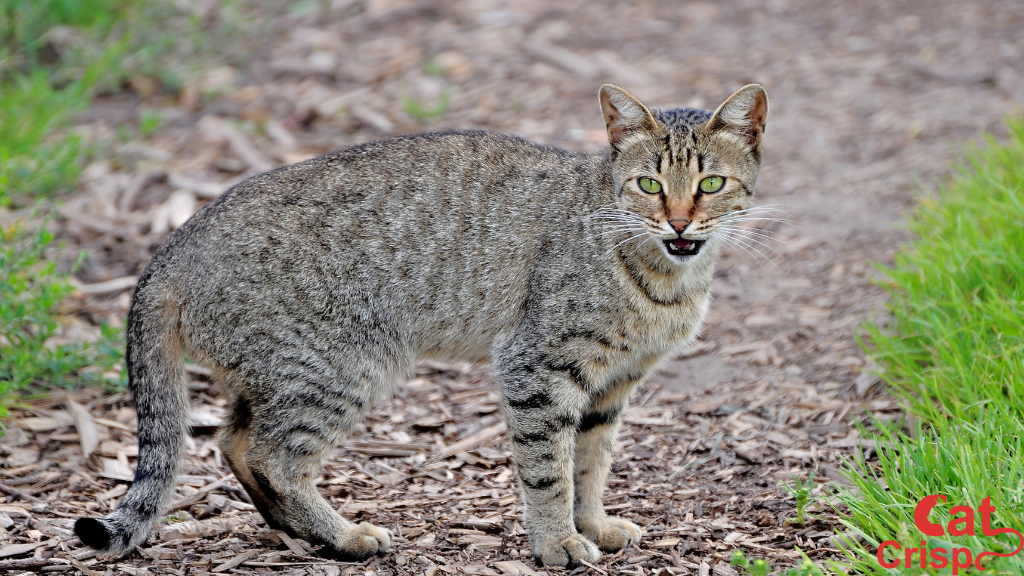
[705,84,769,148]
[599,84,659,149]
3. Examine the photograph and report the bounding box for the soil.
[3,0,1024,574]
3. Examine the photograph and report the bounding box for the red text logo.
[876,495,1023,574]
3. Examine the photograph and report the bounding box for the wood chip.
[213,549,258,572]
[263,119,297,151]
[16,414,74,432]
[70,558,106,576]
[720,342,771,356]
[0,541,49,559]
[0,558,49,571]
[167,172,235,199]
[96,457,135,481]
[199,116,274,173]
[677,340,718,359]
[118,167,166,213]
[158,516,250,542]
[348,104,396,133]
[67,400,100,462]
[0,483,42,504]
[524,41,601,78]
[171,474,235,511]
[434,423,506,461]
[73,276,138,296]
[492,560,541,576]
[687,400,722,414]
[277,531,307,556]
[578,559,608,574]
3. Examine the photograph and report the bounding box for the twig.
[432,422,506,462]
[0,558,48,570]
[213,549,258,572]
[119,168,166,213]
[579,559,608,574]
[73,276,138,296]
[170,474,235,511]
[0,482,42,503]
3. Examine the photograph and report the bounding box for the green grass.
[730,550,827,576]
[402,88,451,122]
[782,472,817,528]
[0,223,125,420]
[837,118,1024,575]
[0,1,135,415]
[0,0,270,417]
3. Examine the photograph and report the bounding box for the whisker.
[717,234,765,263]
[723,234,778,265]
[592,227,646,238]
[718,215,797,225]
[720,226,785,245]
[725,233,782,256]
[587,216,645,224]
[605,231,649,257]
[715,230,778,267]
[586,214,646,224]
[720,223,784,245]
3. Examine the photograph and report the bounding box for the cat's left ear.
[599,84,659,149]
[706,84,768,148]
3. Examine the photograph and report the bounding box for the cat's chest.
[619,288,710,357]
[578,287,711,394]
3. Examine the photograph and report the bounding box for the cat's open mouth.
[664,238,705,258]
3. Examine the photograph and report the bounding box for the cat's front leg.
[497,359,600,568]
[574,385,643,552]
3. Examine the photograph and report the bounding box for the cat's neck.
[612,234,717,305]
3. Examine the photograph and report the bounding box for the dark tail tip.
[75,517,113,550]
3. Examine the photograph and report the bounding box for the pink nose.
[669,219,691,233]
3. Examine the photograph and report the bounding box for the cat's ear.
[706,84,768,147]
[599,84,659,148]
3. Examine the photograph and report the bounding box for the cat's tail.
[74,274,190,555]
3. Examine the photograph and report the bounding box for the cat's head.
[595,83,768,264]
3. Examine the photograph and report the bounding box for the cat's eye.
[638,177,662,194]
[699,176,725,193]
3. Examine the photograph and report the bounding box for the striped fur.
[74,84,767,568]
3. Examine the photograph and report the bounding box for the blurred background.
[1,1,1023,574]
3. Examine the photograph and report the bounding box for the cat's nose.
[669,219,691,233]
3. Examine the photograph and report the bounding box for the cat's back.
[181,130,599,245]
[151,130,610,360]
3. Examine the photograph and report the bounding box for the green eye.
[638,177,662,194]
[699,176,725,193]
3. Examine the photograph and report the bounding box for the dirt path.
[3,1,1024,574]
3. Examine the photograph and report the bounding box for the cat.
[74,83,768,568]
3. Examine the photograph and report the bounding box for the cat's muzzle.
[664,237,705,258]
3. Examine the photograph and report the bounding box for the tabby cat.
[74,83,768,568]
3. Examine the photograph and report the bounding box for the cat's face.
[596,84,768,264]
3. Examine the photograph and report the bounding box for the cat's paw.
[535,534,600,568]
[330,522,392,560]
[581,516,643,552]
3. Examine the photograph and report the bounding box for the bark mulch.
[3,0,1024,573]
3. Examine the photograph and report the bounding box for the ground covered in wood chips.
[3,0,1024,574]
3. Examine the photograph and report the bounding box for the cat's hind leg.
[573,381,643,553]
[241,382,394,560]
[217,394,287,529]
[217,351,403,560]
